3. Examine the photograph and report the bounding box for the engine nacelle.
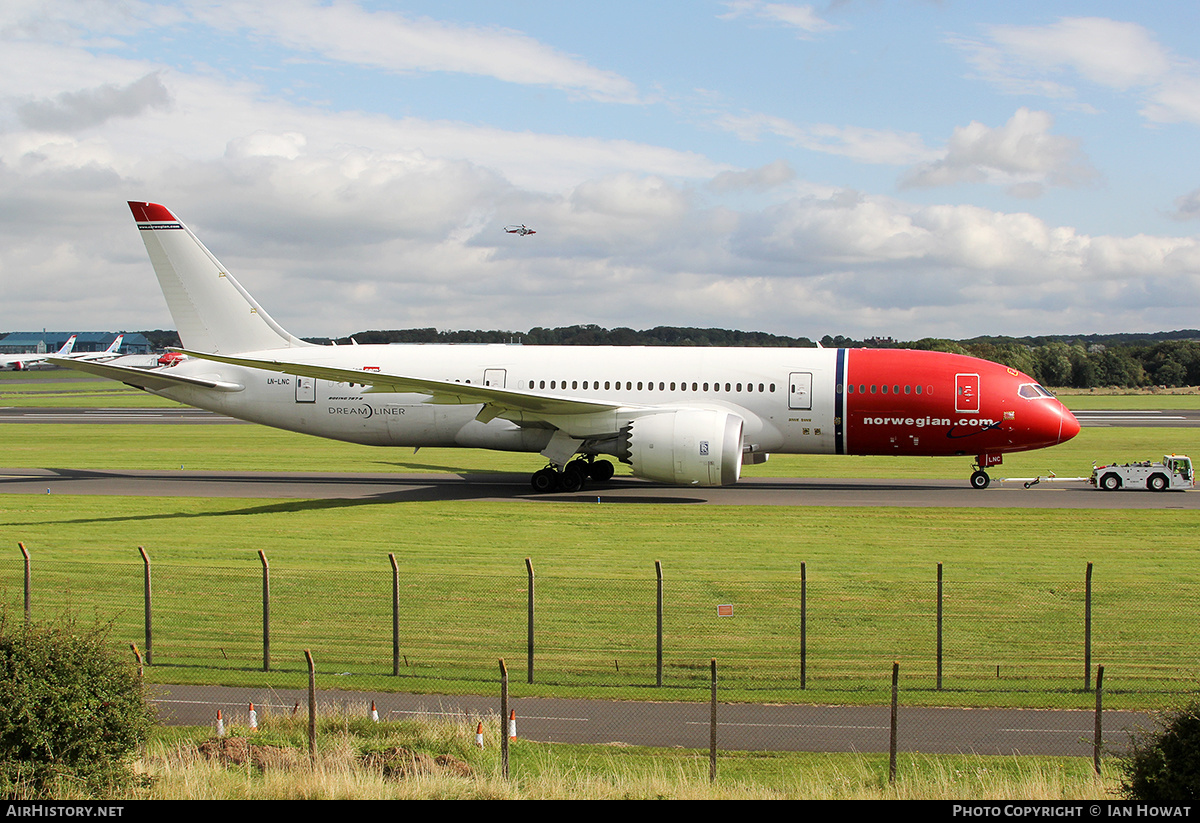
[621,409,744,486]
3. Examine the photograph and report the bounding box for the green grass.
[134,716,1117,799]
[1,379,1199,708]
[0,369,181,408]
[2,495,1197,707]
[1058,392,1200,410]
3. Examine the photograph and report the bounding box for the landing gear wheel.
[559,464,586,493]
[588,459,615,482]
[970,470,991,490]
[530,468,559,494]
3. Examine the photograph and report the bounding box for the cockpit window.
[1018,383,1056,399]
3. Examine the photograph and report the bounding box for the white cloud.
[1172,187,1200,221]
[0,4,1198,342]
[17,72,171,131]
[955,16,1200,127]
[189,0,642,104]
[901,108,1097,196]
[720,2,839,39]
[714,111,934,165]
[707,160,795,193]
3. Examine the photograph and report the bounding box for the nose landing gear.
[970,453,1003,490]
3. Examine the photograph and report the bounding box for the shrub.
[1119,699,1200,802]
[0,613,156,797]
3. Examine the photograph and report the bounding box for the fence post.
[525,558,535,684]
[390,553,399,676]
[1084,562,1093,691]
[130,643,144,679]
[305,649,316,758]
[259,550,270,672]
[500,658,510,780]
[139,546,152,665]
[936,562,943,691]
[655,560,663,687]
[1094,664,1104,776]
[18,543,30,624]
[709,658,717,784]
[889,661,899,784]
[800,561,806,690]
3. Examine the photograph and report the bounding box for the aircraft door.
[296,376,316,403]
[955,373,980,413]
[483,369,506,388]
[788,372,813,411]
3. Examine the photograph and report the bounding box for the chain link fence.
[6,549,1197,702]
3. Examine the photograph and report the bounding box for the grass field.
[128,714,1117,800]
[1,369,1199,708]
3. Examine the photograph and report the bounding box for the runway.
[2,465,1198,508]
[150,683,1150,757]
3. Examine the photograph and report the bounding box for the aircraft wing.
[175,350,628,417]
[46,357,244,392]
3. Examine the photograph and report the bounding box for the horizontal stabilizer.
[47,357,244,393]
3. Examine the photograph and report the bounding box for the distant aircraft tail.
[55,335,77,356]
[128,202,313,354]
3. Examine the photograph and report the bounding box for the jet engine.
[619,408,744,486]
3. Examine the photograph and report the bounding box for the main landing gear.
[530,457,615,494]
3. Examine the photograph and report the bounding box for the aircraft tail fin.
[56,335,77,356]
[128,202,313,354]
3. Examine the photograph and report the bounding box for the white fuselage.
[156,344,838,455]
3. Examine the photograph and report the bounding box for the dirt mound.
[359,747,473,779]
[197,736,301,771]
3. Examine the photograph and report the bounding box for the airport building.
[0,332,153,355]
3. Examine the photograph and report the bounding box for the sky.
[2,1,1199,342]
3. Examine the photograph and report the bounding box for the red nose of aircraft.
[1056,401,1081,444]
